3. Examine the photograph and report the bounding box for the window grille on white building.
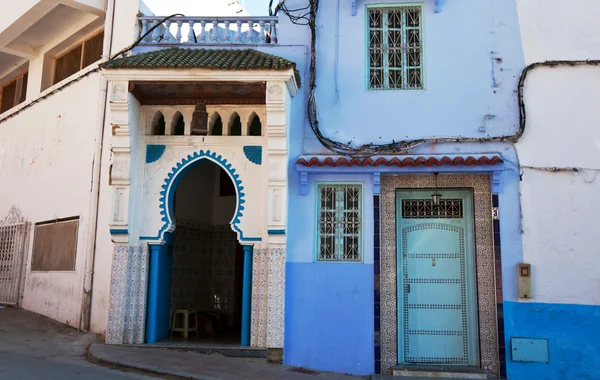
[368,5,423,90]
[317,184,362,262]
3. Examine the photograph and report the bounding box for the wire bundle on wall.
[274,0,600,157]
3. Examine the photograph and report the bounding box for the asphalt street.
[0,307,156,380]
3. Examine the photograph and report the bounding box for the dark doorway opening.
[149,159,244,345]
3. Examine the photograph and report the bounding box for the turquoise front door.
[396,189,478,366]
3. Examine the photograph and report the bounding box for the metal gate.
[0,206,27,305]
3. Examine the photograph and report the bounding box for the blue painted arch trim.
[140,149,261,243]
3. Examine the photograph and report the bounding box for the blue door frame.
[146,234,174,344]
[145,236,254,346]
[241,245,253,346]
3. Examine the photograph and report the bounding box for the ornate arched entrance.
[145,154,255,345]
[103,71,297,351]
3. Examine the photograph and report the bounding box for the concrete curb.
[87,344,219,380]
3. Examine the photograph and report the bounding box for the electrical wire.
[501,157,600,184]
[109,13,186,60]
[278,0,600,157]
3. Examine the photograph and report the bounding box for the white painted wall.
[0,0,144,335]
[0,72,102,327]
[516,0,600,305]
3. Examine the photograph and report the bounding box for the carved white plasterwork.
[108,80,132,243]
[111,82,128,102]
[267,83,283,102]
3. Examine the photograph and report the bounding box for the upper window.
[317,184,362,262]
[53,31,104,85]
[1,72,28,114]
[368,6,423,90]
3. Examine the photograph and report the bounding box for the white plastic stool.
[170,309,199,338]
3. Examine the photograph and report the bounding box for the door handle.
[405,283,411,293]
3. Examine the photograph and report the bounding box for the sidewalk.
[89,344,368,380]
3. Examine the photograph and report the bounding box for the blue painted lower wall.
[284,262,374,376]
[504,301,600,380]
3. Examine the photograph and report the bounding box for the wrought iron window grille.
[368,5,423,90]
[317,184,362,262]
[402,199,464,219]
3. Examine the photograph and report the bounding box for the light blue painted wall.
[504,301,600,380]
[279,0,525,152]
[281,0,526,375]
[284,262,374,375]
[133,0,530,375]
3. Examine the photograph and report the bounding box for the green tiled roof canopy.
[103,48,301,86]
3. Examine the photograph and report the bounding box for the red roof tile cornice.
[296,155,504,168]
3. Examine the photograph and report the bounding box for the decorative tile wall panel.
[251,247,269,347]
[106,245,148,344]
[251,246,286,348]
[266,248,286,348]
[380,174,497,376]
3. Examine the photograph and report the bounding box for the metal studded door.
[0,207,27,305]
[396,190,478,366]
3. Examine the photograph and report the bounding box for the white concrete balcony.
[138,16,279,46]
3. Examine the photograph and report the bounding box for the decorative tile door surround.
[380,174,498,376]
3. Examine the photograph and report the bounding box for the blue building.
[34,1,593,379]
[281,0,525,378]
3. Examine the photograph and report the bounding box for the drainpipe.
[79,0,116,332]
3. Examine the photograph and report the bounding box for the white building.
[0,0,144,331]
[1,1,599,378]
[0,0,298,357]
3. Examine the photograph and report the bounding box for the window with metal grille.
[368,5,423,90]
[31,218,79,271]
[317,184,362,262]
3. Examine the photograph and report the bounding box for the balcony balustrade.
[138,16,279,45]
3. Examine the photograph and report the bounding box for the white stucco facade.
[0,0,139,330]
[516,0,600,306]
[0,73,101,327]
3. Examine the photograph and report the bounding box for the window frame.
[31,216,79,272]
[365,3,425,91]
[52,29,104,85]
[315,182,363,263]
[0,71,28,114]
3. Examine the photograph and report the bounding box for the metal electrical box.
[518,263,532,298]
